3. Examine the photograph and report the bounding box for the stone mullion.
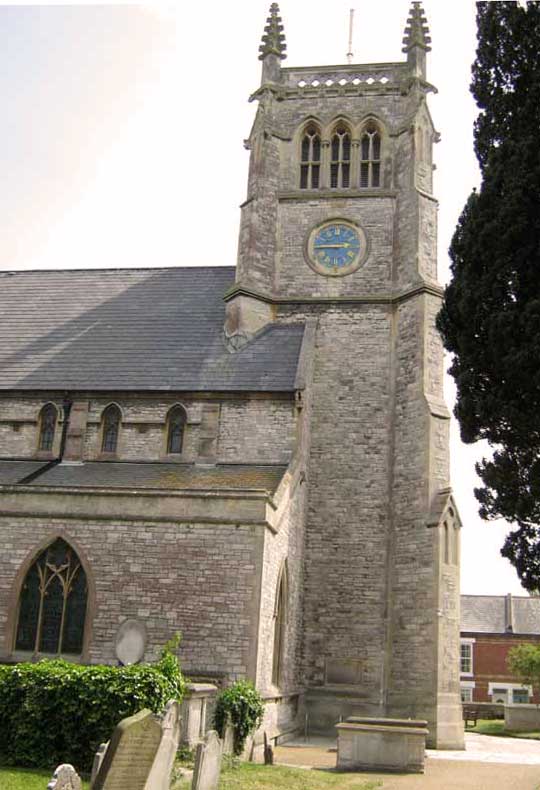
[320,140,331,189]
[351,139,361,189]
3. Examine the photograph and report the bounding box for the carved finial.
[402,2,431,53]
[259,3,287,61]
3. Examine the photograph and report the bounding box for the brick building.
[460,594,540,705]
[0,4,464,747]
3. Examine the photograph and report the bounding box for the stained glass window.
[167,406,186,455]
[38,404,57,452]
[101,404,121,453]
[360,122,381,188]
[15,539,87,655]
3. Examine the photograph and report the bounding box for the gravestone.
[192,730,222,790]
[90,742,109,786]
[115,619,147,665]
[91,709,162,790]
[47,764,82,790]
[144,700,181,790]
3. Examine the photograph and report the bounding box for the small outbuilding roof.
[0,266,304,392]
[461,594,540,636]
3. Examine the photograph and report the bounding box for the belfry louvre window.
[167,405,186,454]
[101,404,121,453]
[38,403,57,452]
[330,125,351,188]
[15,539,88,655]
[360,123,381,188]
[300,124,321,189]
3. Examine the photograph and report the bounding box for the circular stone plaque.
[115,619,147,666]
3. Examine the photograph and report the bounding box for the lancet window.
[166,405,187,455]
[38,403,58,452]
[300,124,321,189]
[272,562,288,687]
[360,122,382,188]
[330,124,351,189]
[15,538,88,655]
[101,404,121,454]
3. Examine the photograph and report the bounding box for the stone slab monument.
[336,716,429,773]
[91,709,162,790]
[191,730,223,790]
[47,764,82,790]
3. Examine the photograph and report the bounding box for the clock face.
[306,220,367,276]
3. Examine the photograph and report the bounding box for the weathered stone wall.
[0,393,296,465]
[0,515,264,680]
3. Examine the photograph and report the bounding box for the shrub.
[213,680,264,756]
[0,641,185,773]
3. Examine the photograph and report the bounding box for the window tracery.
[166,405,187,455]
[360,122,381,188]
[300,124,321,189]
[38,403,57,452]
[101,404,121,454]
[330,124,351,188]
[15,538,87,656]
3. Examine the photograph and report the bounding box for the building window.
[512,688,529,704]
[15,538,87,656]
[460,642,473,674]
[300,124,321,189]
[272,562,288,687]
[460,687,473,703]
[166,405,187,455]
[101,404,121,454]
[330,124,351,188]
[38,403,58,452]
[360,122,381,188]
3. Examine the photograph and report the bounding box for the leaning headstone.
[47,764,82,790]
[144,700,181,790]
[192,730,223,790]
[90,742,109,786]
[92,709,162,790]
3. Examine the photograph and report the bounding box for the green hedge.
[214,680,265,756]
[0,644,185,773]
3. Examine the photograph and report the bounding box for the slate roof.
[0,267,304,392]
[461,594,540,636]
[0,459,286,493]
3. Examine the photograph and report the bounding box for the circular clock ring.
[305,219,368,277]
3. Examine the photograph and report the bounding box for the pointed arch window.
[272,562,288,687]
[38,403,58,452]
[300,124,321,189]
[330,124,351,189]
[167,405,187,455]
[101,404,121,454]
[15,538,88,655]
[360,122,382,188]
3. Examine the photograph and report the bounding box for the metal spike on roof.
[402,1,432,53]
[259,3,287,61]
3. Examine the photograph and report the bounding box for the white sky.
[0,1,526,595]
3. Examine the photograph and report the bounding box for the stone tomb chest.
[336,716,429,773]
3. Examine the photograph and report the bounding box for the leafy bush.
[213,680,264,756]
[0,641,185,773]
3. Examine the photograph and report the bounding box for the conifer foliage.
[437,2,540,590]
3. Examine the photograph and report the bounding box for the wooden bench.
[463,706,480,728]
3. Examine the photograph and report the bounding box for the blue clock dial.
[312,223,361,270]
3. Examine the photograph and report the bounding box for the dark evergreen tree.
[437,2,540,590]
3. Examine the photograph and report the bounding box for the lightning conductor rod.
[346,8,355,64]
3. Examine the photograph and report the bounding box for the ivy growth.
[213,680,265,756]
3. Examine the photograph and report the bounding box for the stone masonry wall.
[0,515,264,680]
[218,398,294,464]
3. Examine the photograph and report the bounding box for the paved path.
[274,733,540,789]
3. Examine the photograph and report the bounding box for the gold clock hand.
[314,243,352,249]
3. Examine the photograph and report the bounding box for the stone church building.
[0,3,464,748]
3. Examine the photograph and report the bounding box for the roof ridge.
[0,265,236,276]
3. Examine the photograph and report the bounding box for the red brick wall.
[462,634,540,703]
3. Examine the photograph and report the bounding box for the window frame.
[100,403,122,457]
[460,639,474,676]
[299,123,322,190]
[165,404,187,457]
[272,561,288,688]
[359,121,382,189]
[36,402,58,456]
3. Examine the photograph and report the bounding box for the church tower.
[226,3,464,748]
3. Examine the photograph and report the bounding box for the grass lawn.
[466,718,540,740]
[0,766,90,790]
[172,762,382,790]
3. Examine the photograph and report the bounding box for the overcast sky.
[0,1,526,595]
